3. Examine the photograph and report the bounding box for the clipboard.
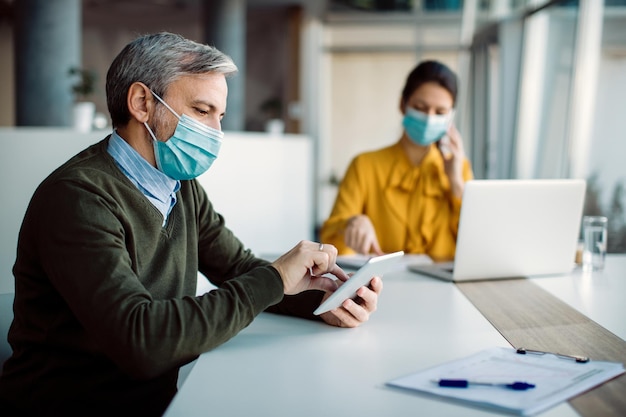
[386,347,624,416]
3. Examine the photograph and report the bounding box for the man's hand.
[271,241,349,295]
[319,276,383,328]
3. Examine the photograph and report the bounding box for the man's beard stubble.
[150,104,177,143]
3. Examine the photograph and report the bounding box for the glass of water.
[582,216,608,272]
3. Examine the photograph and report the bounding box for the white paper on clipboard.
[386,347,624,416]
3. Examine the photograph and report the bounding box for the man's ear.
[127,82,153,123]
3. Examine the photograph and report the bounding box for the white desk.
[162,258,626,416]
[530,255,626,341]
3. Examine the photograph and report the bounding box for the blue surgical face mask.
[144,91,223,180]
[402,107,452,146]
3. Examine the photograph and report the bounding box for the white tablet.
[313,251,404,315]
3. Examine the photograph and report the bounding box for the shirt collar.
[107,131,180,203]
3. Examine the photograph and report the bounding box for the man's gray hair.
[106,32,238,127]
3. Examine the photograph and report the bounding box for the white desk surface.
[529,255,626,341]
[165,255,626,417]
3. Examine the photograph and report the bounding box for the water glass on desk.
[582,216,607,271]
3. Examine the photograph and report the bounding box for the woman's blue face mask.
[402,107,453,146]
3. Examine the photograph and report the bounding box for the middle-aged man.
[0,32,383,417]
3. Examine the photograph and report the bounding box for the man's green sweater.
[0,138,323,416]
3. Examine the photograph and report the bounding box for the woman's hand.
[344,215,384,255]
[439,124,466,198]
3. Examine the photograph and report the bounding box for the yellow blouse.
[320,142,473,260]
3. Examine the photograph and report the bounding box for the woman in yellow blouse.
[320,60,473,261]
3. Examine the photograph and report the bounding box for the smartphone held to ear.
[438,135,452,160]
[437,109,454,160]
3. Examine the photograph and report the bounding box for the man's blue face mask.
[144,90,223,180]
[402,107,453,146]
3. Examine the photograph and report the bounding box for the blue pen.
[435,379,536,390]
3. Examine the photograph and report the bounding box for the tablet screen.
[313,251,404,315]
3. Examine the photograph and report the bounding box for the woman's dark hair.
[401,60,458,106]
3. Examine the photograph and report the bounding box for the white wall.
[195,132,314,256]
[0,128,312,294]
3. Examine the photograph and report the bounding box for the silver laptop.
[408,179,586,282]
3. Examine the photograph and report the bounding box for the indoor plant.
[68,67,97,132]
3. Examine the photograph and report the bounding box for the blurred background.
[0,0,625,253]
